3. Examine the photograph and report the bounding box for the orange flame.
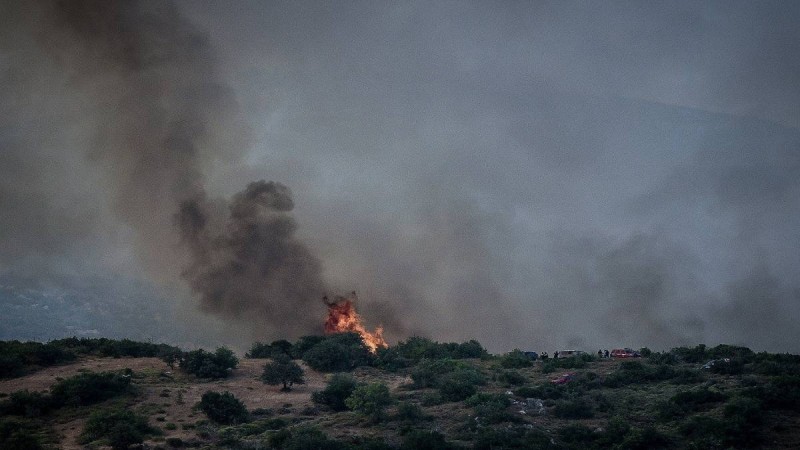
[323,292,387,353]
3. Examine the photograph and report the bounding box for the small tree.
[312,373,358,411]
[262,354,305,391]
[345,382,394,423]
[198,391,249,424]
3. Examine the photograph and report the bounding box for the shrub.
[262,354,305,391]
[658,388,727,421]
[497,370,526,386]
[410,359,461,388]
[247,340,293,358]
[552,397,594,419]
[198,391,249,425]
[312,373,358,411]
[302,333,373,372]
[618,426,672,449]
[399,430,455,450]
[540,355,589,374]
[345,382,394,423]
[474,426,557,450]
[499,349,534,368]
[396,401,425,423]
[1,390,53,417]
[0,417,45,450]
[180,347,238,379]
[373,346,412,372]
[79,408,155,449]
[290,335,327,359]
[49,371,132,407]
[268,425,348,450]
[438,368,486,402]
[390,336,487,362]
[467,393,517,424]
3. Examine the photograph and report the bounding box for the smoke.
[0,0,327,339]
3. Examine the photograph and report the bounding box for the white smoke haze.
[1,0,799,352]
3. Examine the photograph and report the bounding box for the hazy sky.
[1,0,799,352]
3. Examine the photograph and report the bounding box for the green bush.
[552,398,594,419]
[389,336,488,363]
[466,393,517,424]
[345,382,394,423]
[499,349,534,368]
[49,371,132,407]
[247,340,294,358]
[198,391,249,425]
[618,426,672,449]
[301,333,373,372]
[1,390,53,417]
[658,388,727,421]
[540,355,590,374]
[0,417,45,450]
[312,373,358,411]
[180,347,238,379]
[410,359,461,388]
[268,425,348,450]
[438,368,486,402]
[497,370,526,386]
[474,426,557,450]
[399,430,456,450]
[78,408,155,449]
[262,354,305,391]
[396,401,426,423]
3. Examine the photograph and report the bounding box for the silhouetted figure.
[604,349,609,358]
[598,349,603,358]
[541,352,548,361]
[554,351,559,359]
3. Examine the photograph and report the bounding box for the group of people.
[597,349,610,358]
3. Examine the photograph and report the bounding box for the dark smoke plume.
[4,0,327,338]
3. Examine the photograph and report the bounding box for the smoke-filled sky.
[1,0,799,353]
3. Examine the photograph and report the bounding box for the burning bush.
[324,293,387,353]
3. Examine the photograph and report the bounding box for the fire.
[323,292,387,353]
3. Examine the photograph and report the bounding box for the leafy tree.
[179,347,238,379]
[312,373,358,411]
[302,333,373,372]
[198,391,249,425]
[345,382,394,423]
[262,354,305,391]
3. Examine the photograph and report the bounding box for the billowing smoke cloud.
[3,1,800,353]
[0,0,326,339]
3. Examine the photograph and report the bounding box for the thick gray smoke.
[0,0,326,339]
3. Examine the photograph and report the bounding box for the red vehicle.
[611,348,641,358]
[551,373,575,384]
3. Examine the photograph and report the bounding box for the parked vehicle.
[523,351,539,360]
[611,348,641,358]
[551,373,575,384]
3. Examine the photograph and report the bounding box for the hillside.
[1,338,799,449]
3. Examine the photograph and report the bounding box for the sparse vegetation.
[2,338,800,448]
